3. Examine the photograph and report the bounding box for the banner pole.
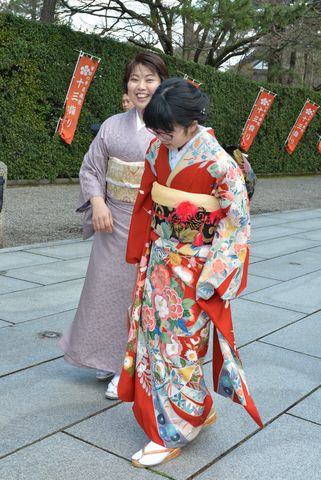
[73,49,101,62]
[55,51,83,134]
[54,117,62,135]
[63,51,83,108]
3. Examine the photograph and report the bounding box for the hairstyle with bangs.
[143,78,209,132]
[123,52,169,91]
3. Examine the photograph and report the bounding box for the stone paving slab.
[293,229,321,242]
[0,433,157,480]
[249,255,266,264]
[232,299,304,347]
[238,341,321,423]
[195,414,321,480]
[243,270,321,314]
[251,214,289,229]
[0,238,83,254]
[260,311,321,359]
[248,250,321,281]
[67,364,258,480]
[267,209,321,221]
[288,388,321,425]
[0,275,39,295]
[27,241,92,260]
[0,320,10,328]
[0,278,84,323]
[3,257,89,285]
[251,225,305,243]
[282,217,321,231]
[0,310,75,376]
[239,274,280,295]
[309,245,321,255]
[0,251,58,270]
[250,236,320,259]
[0,358,110,458]
[205,300,304,362]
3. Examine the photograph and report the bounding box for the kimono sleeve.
[196,148,250,301]
[126,140,157,264]
[77,120,110,212]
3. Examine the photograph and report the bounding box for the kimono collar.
[135,109,145,131]
[166,126,215,187]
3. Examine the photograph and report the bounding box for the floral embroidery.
[164,287,184,319]
[212,258,227,274]
[185,349,198,362]
[151,264,171,290]
[142,305,156,331]
[152,290,169,320]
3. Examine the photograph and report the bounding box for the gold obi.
[151,181,220,211]
[106,157,144,203]
[151,182,223,245]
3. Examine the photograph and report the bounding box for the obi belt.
[151,181,224,246]
[106,156,144,204]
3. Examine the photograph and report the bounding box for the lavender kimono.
[58,108,154,373]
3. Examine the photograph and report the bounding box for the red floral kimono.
[118,128,262,449]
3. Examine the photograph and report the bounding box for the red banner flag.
[284,100,319,155]
[239,88,276,152]
[57,52,100,145]
[317,137,321,154]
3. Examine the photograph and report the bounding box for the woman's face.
[149,122,198,150]
[127,64,161,113]
[122,93,133,112]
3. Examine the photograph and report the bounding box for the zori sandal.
[203,408,217,427]
[131,442,181,468]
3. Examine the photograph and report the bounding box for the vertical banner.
[57,51,100,145]
[317,136,321,154]
[284,100,319,155]
[239,88,276,152]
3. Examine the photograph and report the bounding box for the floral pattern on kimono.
[118,128,262,450]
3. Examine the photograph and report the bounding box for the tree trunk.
[182,18,195,61]
[40,0,58,23]
[31,0,38,20]
[286,50,296,85]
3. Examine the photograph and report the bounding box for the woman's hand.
[90,196,113,233]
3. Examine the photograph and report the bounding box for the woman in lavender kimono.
[58,53,168,399]
[118,78,262,467]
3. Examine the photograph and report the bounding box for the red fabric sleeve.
[126,158,156,264]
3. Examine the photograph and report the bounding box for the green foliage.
[0,12,320,180]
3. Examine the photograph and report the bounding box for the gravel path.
[2,175,321,248]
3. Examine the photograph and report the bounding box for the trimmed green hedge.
[1,13,320,179]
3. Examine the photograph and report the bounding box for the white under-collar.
[135,110,145,131]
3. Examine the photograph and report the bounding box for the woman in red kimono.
[118,78,262,468]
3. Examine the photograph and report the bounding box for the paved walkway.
[1,208,321,480]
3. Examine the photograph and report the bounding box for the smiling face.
[127,64,161,114]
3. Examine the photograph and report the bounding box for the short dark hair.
[143,78,209,132]
[123,52,169,91]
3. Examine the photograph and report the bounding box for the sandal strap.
[142,445,177,456]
